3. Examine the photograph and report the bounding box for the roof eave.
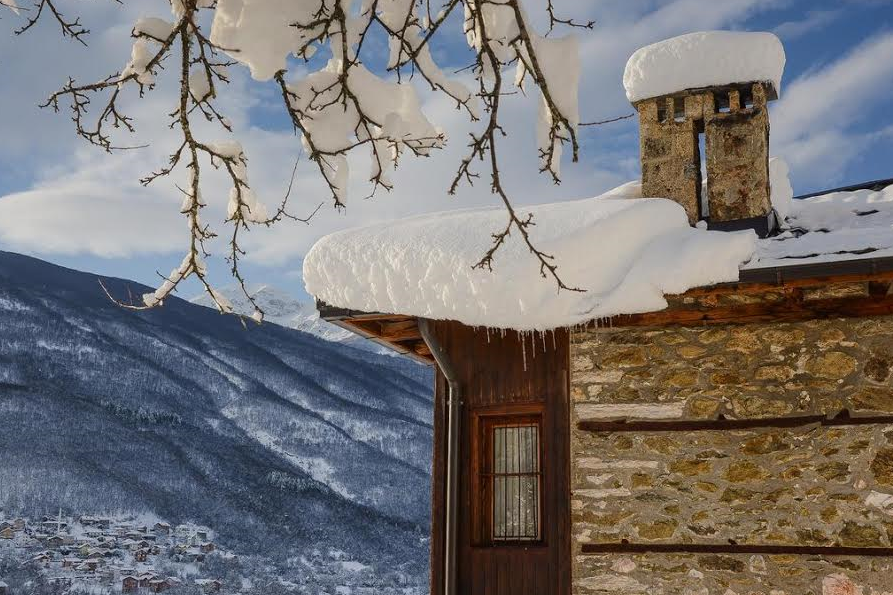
[318,255,893,352]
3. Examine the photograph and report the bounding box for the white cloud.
[1,0,890,292]
[773,9,841,40]
[771,31,893,185]
[572,0,786,121]
[0,148,185,256]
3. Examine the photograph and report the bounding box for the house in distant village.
[310,31,893,595]
[195,578,223,593]
[44,535,68,548]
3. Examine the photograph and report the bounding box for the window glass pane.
[521,476,538,538]
[494,477,506,538]
[494,427,505,474]
[491,422,540,541]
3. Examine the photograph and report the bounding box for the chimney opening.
[696,121,709,220]
[740,86,754,110]
[673,97,686,122]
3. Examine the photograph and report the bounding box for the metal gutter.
[794,178,893,200]
[418,319,460,595]
[736,255,893,285]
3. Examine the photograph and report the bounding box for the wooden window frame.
[471,404,545,547]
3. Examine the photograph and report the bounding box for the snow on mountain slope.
[189,284,381,348]
[0,251,433,576]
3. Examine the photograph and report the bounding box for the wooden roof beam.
[605,292,893,328]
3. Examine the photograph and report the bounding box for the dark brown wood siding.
[429,321,570,595]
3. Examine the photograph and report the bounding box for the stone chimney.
[624,32,785,237]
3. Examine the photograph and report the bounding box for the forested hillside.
[0,251,433,581]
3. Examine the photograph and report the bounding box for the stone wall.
[705,84,771,222]
[569,316,893,595]
[638,95,702,224]
[637,82,772,226]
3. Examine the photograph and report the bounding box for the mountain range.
[0,251,433,581]
[189,284,358,345]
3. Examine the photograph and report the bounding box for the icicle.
[521,331,527,372]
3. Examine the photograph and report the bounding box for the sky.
[1,0,892,302]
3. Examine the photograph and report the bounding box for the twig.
[580,112,635,126]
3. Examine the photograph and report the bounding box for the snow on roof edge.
[304,187,758,332]
[307,170,893,332]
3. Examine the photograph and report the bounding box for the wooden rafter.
[329,317,434,364]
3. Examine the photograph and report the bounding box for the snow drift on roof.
[753,182,893,267]
[303,187,757,331]
[623,31,786,103]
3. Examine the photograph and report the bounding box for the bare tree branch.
[13,0,121,45]
[580,112,635,126]
[10,0,601,317]
[546,0,594,35]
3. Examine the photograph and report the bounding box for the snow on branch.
[9,0,600,319]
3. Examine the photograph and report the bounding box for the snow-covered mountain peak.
[189,284,355,343]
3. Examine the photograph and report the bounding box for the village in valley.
[0,510,421,595]
[0,512,226,593]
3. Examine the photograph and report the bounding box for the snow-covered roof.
[623,31,785,103]
[304,184,756,331]
[304,173,893,331]
[752,181,893,267]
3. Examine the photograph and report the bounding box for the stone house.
[121,575,138,593]
[310,31,893,595]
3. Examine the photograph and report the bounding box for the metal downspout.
[418,319,460,595]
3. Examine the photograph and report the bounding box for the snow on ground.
[303,185,757,331]
[304,161,893,331]
[623,31,785,102]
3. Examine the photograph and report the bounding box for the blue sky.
[1,0,892,302]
